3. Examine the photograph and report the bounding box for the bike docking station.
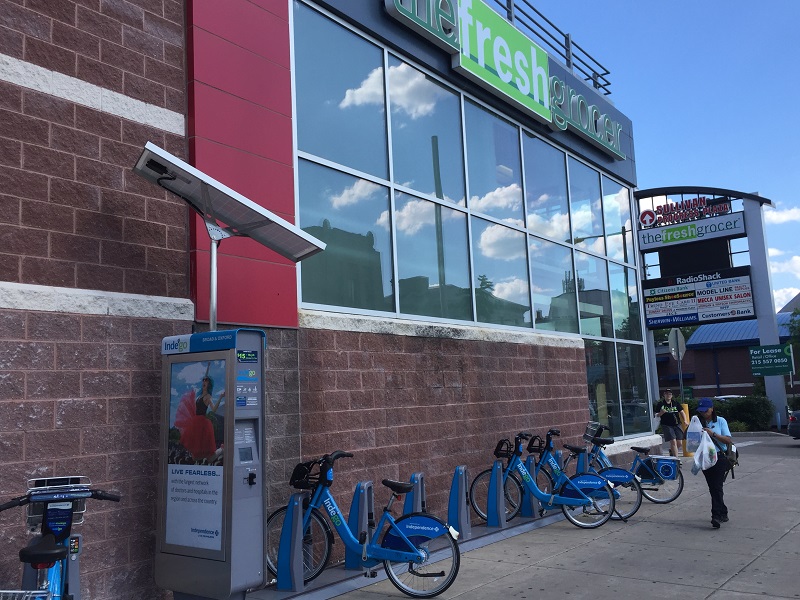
[486,461,508,529]
[402,472,426,515]
[519,455,540,518]
[448,466,472,541]
[276,491,311,592]
[344,481,375,571]
[133,143,325,600]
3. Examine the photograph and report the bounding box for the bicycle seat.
[563,444,585,454]
[591,436,615,445]
[382,479,414,494]
[19,534,68,564]
[631,446,650,455]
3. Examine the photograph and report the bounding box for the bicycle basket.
[289,460,317,489]
[493,439,513,459]
[526,436,544,455]
[582,422,602,443]
[650,456,680,480]
[0,591,52,600]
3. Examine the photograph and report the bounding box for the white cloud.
[769,248,785,257]
[493,277,530,305]
[339,67,384,110]
[773,287,800,312]
[478,223,525,260]
[764,206,800,225]
[330,179,382,209]
[339,63,450,120]
[770,255,800,279]
[392,198,433,234]
[470,184,522,214]
[526,212,570,240]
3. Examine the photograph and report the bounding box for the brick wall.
[0,83,188,295]
[288,327,591,520]
[0,310,191,600]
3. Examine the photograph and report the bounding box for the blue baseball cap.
[696,397,714,412]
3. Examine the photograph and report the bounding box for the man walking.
[656,389,687,456]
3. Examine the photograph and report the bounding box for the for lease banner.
[643,266,754,328]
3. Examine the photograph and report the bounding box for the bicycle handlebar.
[91,490,121,502]
[0,495,29,512]
[515,432,531,440]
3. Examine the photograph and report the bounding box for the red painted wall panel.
[186,0,298,327]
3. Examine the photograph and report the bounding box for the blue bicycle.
[470,430,615,528]
[265,451,460,598]
[579,423,684,503]
[0,476,121,600]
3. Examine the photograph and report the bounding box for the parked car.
[713,395,744,402]
[788,410,800,440]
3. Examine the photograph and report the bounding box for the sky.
[530,0,800,312]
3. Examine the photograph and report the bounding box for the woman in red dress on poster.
[174,368,224,461]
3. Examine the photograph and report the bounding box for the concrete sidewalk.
[254,434,800,599]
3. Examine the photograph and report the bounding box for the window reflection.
[575,251,613,337]
[395,193,472,320]
[388,57,465,205]
[618,343,650,435]
[298,160,394,312]
[528,237,578,333]
[294,2,387,177]
[609,264,642,341]
[471,217,531,327]
[569,158,604,254]
[465,101,523,225]
[523,134,570,242]
[585,340,621,434]
[602,176,633,263]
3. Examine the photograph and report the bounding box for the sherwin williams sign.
[637,212,746,251]
[385,0,624,159]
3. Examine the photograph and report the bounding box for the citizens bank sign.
[385,0,626,160]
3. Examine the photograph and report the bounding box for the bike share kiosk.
[133,143,325,600]
[157,329,266,600]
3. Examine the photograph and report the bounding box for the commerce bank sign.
[385,0,625,160]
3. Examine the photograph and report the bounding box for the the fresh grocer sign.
[749,343,795,377]
[637,212,746,251]
[643,266,754,329]
[384,0,626,159]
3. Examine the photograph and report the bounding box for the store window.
[298,160,393,312]
[575,251,612,337]
[294,2,387,178]
[395,192,472,320]
[608,264,642,341]
[464,101,523,226]
[569,158,604,254]
[471,217,531,327]
[618,343,650,435]
[585,340,622,433]
[523,134,570,243]
[388,57,465,206]
[602,176,634,264]
[529,236,578,333]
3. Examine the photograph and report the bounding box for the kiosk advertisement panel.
[156,329,266,600]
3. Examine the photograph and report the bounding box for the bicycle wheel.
[641,469,684,503]
[469,468,523,522]
[382,513,460,598]
[559,478,615,529]
[266,505,332,583]
[598,467,642,520]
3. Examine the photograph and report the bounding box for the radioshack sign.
[637,212,746,251]
[642,266,754,329]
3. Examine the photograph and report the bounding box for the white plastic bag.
[691,431,718,475]
[685,414,703,453]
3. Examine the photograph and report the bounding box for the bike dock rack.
[520,456,540,518]
[486,460,507,529]
[345,481,375,570]
[447,465,471,541]
[275,492,309,592]
[402,472,426,515]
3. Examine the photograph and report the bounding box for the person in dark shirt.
[655,389,687,456]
